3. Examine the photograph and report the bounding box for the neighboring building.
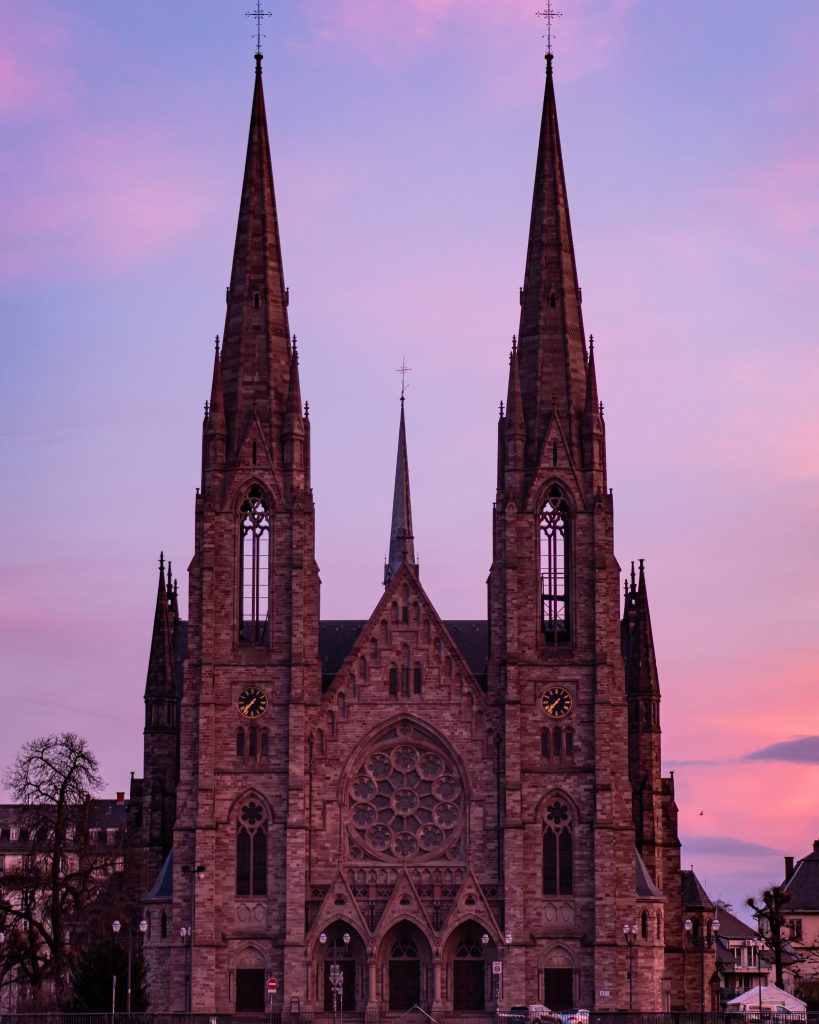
[0,799,128,1011]
[125,37,701,1017]
[783,842,819,995]
[713,906,771,1004]
[679,870,720,1012]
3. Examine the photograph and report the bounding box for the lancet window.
[542,799,573,896]
[540,485,570,642]
[240,487,270,644]
[236,800,267,897]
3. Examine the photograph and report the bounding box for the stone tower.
[487,53,666,1010]
[170,52,320,1013]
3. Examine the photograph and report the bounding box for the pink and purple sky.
[1,1,818,920]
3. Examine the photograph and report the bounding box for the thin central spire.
[384,395,418,587]
[219,54,292,457]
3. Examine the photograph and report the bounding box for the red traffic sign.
[267,978,278,993]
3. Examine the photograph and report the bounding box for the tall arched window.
[540,485,570,642]
[240,487,270,644]
[542,799,573,896]
[236,800,267,897]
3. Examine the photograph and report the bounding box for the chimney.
[116,791,125,803]
[785,856,794,880]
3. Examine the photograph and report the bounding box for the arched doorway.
[234,947,267,1013]
[543,946,576,1012]
[316,923,365,1011]
[448,929,487,1015]
[381,922,432,1012]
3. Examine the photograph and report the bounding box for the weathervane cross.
[397,357,412,400]
[246,1,272,56]
[536,1,563,55]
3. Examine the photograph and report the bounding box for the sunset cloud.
[745,736,819,765]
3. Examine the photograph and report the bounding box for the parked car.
[560,1011,590,1024]
[503,1005,562,1024]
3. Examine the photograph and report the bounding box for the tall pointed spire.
[384,397,418,587]
[502,335,526,498]
[517,52,587,473]
[220,54,292,456]
[145,553,177,705]
[622,559,660,700]
[283,335,306,486]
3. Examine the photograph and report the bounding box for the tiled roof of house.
[715,906,758,939]
[783,840,819,911]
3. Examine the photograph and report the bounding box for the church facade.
[132,46,711,1016]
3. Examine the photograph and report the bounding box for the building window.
[236,800,267,897]
[541,729,550,757]
[261,730,269,757]
[389,665,398,696]
[540,485,570,642]
[236,729,245,757]
[413,665,422,695]
[240,487,270,644]
[641,910,648,939]
[161,911,167,939]
[542,800,573,895]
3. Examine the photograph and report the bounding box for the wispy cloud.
[745,736,819,764]
[680,835,782,858]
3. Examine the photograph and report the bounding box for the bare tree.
[746,886,791,989]
[1,733,109,1007]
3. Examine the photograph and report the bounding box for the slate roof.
[145,851,174,901]
[0,800,127,852]
[783,840,819,911]
[172,619,489,693]
[636,849,662,898]
[681,868,715,911]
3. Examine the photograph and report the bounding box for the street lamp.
[180,926,192,1013]
[319,929,351,1024]
[623,924,637,1010]
[112,920,121,1023]
[112,918,148,1015]
[684,918,693,1012]
[180,864,205,1012]
[711,918,720,1014]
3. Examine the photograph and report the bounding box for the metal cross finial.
[536,2,562,55]
[246,1,272,56]
[397,357,412,401]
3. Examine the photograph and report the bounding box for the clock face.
[237,686,268,719]
[541,685,573,719]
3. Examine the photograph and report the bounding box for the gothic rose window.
[540,484,570,642]
[240,486,270,644]
[346,725,464,864]
[236,800,267,896]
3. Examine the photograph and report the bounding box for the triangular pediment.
[527,409,586,512]
[223,411,284,510]
[328,562,486,706]
[308,871,370,941]
[440,867,504,941]
[374,867,434,940]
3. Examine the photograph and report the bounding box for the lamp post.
[113,918,148,1015]
[481,931,512,1011]
[711,918,720,1015]
[320,929,350,1024]
[112,920,121,1022]
[623,924,637,1011]
[180,926,192,1013]
[756,939,765,1020]
[684,918,693,1013]
[180,864,205,1013]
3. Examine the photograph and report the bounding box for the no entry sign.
[267,978,278,994]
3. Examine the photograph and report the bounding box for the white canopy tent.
[726,985,806,1013]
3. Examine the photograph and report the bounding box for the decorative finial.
[159,551,164,571]
[246,1,272,57]
[499,400,505,418]
[292,334,298,355]
[304,400,309,419]
[589,333,594,353]
[630,561,636,590]
[204,400,210,418]
[511,334,518,355]
[214,334,220,354]
[536,2,562,57]
[397,357,412,402]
